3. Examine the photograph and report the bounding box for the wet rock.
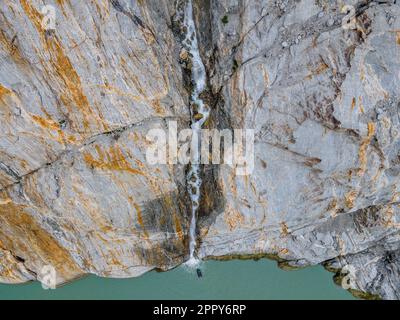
[180,48,189,61]
[193,113,204,121]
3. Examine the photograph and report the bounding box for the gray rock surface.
[1,0,399,299]
[196,0,400,300]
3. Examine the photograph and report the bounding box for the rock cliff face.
[0,0,399,299]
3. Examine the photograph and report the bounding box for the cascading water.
[182,0,210,267]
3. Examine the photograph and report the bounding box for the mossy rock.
[207,252,288,263]
[324,264,382,300]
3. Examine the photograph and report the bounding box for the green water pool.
[0,259,355,300]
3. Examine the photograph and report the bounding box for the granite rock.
[1,0,400,299]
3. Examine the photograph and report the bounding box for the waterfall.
[182,0,209,267]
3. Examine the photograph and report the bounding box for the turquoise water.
[0,260,355,300]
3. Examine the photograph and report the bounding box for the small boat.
[196,268,203,278]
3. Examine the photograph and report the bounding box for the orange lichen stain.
[173,213,184,241]
[141,27,156,45]
[228,173,238,199]
[161,193,184,241]
[21,0,97,131]
[383,205,400,228]
[314,61,329,74]
[199,226,210,238]
[261,65,270,87]
[99,225,113,234]
[152,99,165,115]
[56,0,67,6]
[70,184,113,234]
[345,190,358,209]
[0,85,11,99]
[92,0,111,20]
[359,64,366,81]
[0,85,13,115]
[108,253,121,267]
[99,83,146,103]
[134,159,145,169]
[351,97,356,111]
[0,84,17,118]
[0,201,83,279]
[120,49,168,101]
[22,176,48,208]
[146,176,164,197]
[0,30,26,65]
[30,114,77,144]
[382,206,395,227]
[358,96,365,113]
[279,248,289,255]
[84,145,145,176]
[48,39,92,130]
[327,198,338,217]
[280,222,289,236]
[20,0,45,34]
[0,247,27,282]
[224,205,245,231]
[130,74,147,96]
[0,173,13,187]
[358,122,375,176]
[55,0,69,18]
[132,200,149,238]
[305,61,329,80]
[396,31,400,45]
[31,115,60,131]
[0,197,11,205]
